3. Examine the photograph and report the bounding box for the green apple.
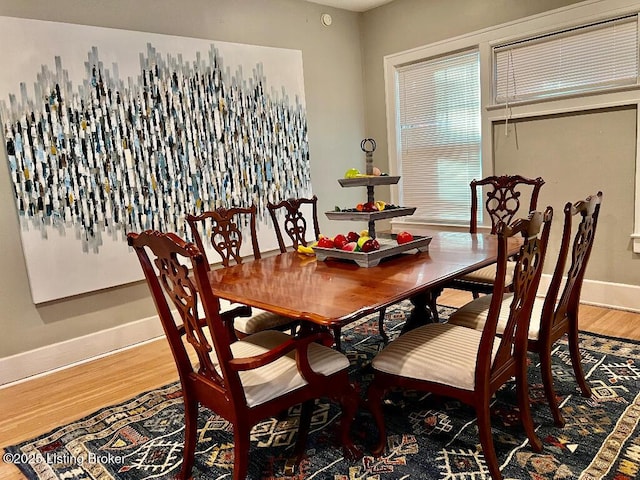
[357,236,371,248]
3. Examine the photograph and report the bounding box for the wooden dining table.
[207,230,521,340]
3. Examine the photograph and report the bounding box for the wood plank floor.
[1,289,639,479]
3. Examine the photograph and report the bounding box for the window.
[396,50,481,225]
[494,16,638,104]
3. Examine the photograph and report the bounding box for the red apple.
[396,231,414,244]
[333,234,348,249]
[317,236,335,248]
[361,238,380,253]
[362,202,377,212]
[342,241,357,252]
[346,231,360,243]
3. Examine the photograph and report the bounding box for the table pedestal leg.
[401,287,443,334]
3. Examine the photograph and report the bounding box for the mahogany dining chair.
[267,195,321,253]
[367,208,553,480]
[128,230,361,480]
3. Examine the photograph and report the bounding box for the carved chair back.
[267,195,320,253]
[539,192,603,341]
[186,205,261,270]
[470,175,545,234]
[127,231,239,401]
[479,207,553,386]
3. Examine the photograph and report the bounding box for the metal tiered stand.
[313,138,431,267]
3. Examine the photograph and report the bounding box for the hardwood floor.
[1,289,639,479]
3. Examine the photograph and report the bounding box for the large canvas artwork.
[0,16,310,303]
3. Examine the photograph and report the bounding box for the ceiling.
[301,0,395,12]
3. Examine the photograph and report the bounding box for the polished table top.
[208,231,520,328]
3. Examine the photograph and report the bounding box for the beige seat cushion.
[446,293,543,340]
[457,260,516,286]
[219,299,295,335]
[201,329,349,407]
[372,323,498,391]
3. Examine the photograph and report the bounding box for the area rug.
[5,302,640,479]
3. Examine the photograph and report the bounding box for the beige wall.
[0,0,366,358]
[360,0,637,283]
[493,107,638,285]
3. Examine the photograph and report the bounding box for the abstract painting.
[0,16,310,303]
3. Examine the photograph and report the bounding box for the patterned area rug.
[5,301,640,479]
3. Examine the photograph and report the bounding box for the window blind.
[396,50,481,224]
[494,16,638,104]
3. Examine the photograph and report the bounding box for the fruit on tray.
[372,166,381,176]
[346,231,360,243]
[357,235,371,248]
[342,241,357,252]
[396,231,414,244]
[361,238,380,253]
[333,233,348,249]
[312,231,382,254]
[334,203,401,213]
[344,168,360,179]
[297,244,315,255]
[317,236,335,248]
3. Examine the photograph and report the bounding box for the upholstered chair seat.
[218,299,296,336]
[456,260,516,290]
[372,323,498,391]
[229,330,349,407]
[448,293,544,341]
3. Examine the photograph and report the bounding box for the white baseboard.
[2,277,639,387]
[0,315,164,387]
[538,276,640,312]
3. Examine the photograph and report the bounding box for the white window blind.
[494,15,639,104]
[396,50,481,224]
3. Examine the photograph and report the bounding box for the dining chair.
[450,174,545,299]
[447,191,602,427]
[127,230,361,480]
[267,195,321,253]
[186,205,297,338]
[367,207,553,480]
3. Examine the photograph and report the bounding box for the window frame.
[384,0,640,251]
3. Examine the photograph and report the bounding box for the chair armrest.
[228,332,335,384]
[219,305,252,341]
[221,304,252,319]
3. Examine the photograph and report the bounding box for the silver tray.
[312,235,431,267]
[337,176,401,187]
[325,207,416,222]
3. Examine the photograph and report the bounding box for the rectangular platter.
[325,207,417,222]
[338,176,401,187]
[313,235,432,268]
